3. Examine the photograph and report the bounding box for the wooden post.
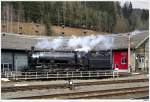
[72,72,73,78]
[89,71,91,77]
[57,72,59,79]
[36,72,37,79]
[10,72,12,79]
[105,72,106,76]
[67,72,68,78]
[128,33,131,73]
[113,71,115,78]
[97,72,99,77]
[25,72,27,80]
[117,71,119,77]
[13,73,15,80]
[47,72,48,79]
[4,71,7,78]
[6,72,8,79]
[80,71,82,77]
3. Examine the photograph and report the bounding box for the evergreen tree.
[1,1,149,34]
[141,9,149,21]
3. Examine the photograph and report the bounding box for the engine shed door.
[15,54,28,72]
[113,51,128,70]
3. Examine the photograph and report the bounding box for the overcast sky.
[120,0,149,9]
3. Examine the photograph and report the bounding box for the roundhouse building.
[1,31,149,73]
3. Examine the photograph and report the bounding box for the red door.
[113,51,128,70]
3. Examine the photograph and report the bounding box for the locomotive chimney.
[28,46,35,69]
[31,46,35,53]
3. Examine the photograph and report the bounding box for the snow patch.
[14,84,29,86]
[1,78,10,82]
[131,73,140,75]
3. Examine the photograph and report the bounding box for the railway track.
[2,78,148,93]
[13,86,149,99]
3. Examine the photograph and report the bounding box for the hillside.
[52,26,108,36]
[1,1,149,35]
[1,21,107,36]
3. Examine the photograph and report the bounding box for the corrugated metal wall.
[1,52,13,72]
[14,53,28,71]
[1,51,28,72]
[1,52,13,64]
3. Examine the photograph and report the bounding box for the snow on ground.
[1,78,10,82]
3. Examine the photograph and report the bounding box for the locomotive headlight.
[32,52,44,58]
[32,54,37,58]
[32,54,39,58]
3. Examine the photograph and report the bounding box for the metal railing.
[1,70,118,80]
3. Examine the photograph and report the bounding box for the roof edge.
[135,36,149,49]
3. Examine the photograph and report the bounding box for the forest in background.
[1,1,149,36]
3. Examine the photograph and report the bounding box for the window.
[1,63,13,72]
[139,57,144,63]
[4,64,8,68]
[9,64,12,69]
[121,57,127,64]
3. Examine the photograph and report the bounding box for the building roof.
[1,30,149,51]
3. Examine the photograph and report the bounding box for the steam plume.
[35,35,113,52]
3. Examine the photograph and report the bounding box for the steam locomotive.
[27,47,113,72]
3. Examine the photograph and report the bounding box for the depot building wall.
[1,50,28,72]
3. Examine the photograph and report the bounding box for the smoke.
[75,46,91,52]
[130,30,145,36]
[67,35,94,51]
[35,35,113,52]
[68,35,113,52]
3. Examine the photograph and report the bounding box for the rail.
[13,86,149,99]
[2,78,148,93]
[1,70,118,80]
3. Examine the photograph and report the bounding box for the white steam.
[75,46,91,52]
[68,35,113,52]
[35,35,113,52]
[130,30,145,36]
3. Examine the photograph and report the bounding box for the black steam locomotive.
[27,47,113,72]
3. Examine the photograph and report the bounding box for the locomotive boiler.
[27,47,113,72]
